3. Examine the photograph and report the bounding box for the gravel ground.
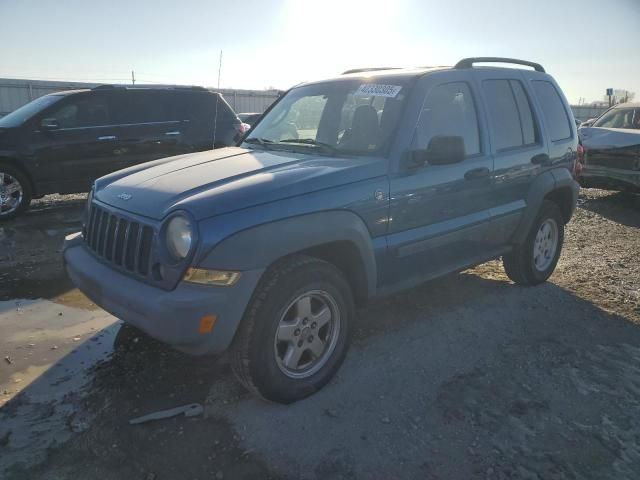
[0,188,639,480]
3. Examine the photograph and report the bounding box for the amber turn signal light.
[199,314,217,334]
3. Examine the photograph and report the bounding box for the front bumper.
[63,234,264,355]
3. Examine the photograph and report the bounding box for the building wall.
[0,78,279,117]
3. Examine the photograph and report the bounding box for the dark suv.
[64,58,579,403]
[0,85,245,219]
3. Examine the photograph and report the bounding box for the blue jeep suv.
[64,58,579,403]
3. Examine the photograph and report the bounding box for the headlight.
[165,215,193,260]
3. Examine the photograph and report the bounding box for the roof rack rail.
[342,67,401,75]
[454,57,545,73]
[91,84,208,91]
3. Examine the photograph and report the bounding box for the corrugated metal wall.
[0,78,611,124]
[571,105,608,122]
[0,78,279,117]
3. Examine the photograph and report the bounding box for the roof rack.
[342,67,401,75]
[92,84,208,91]
[454,57,545,73]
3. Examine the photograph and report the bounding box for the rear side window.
[511,81,537,145]
[532,81,571,141]
[414,82,480,156]
[118,91,180,124]
[482,79,537,151]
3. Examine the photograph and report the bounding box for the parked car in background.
[238,112,262,127]
[580,117,598,128]
[64,57,579,403]
[0,85,246,219]
[578,103,640,192]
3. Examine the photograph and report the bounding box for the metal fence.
[571,105,608,122]
[0,78,280,117]
[0,78,610,124]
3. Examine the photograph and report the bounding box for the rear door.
[114,90,188,169]
[529,77,576,170]
[30,91,121,192]
[472,70,547,247]
[385,71,494,285]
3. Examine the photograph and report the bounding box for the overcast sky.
[1,0,638,103]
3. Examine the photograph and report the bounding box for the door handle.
[464,167,490,180]
[531,153,551,166]
[97,135,117,141]
[164,131,181,136]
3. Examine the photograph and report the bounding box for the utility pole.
[131,70,136,85]
[217,50,223,89]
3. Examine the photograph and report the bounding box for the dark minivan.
[0,85,246,219]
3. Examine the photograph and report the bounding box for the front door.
[30,91,121,193]
[385,72,494,287]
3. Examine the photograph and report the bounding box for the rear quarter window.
[532,81,571,141]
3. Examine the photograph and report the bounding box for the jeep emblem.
[117,193,132,201]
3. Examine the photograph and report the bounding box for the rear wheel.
[230,255,354,403]
[503,200,564,285]
[0,165,32,221]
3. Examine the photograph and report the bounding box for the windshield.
[593,107,640,129]
[0,94,63,128]
[244,78,412,155]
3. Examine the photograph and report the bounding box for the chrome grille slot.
[84,203,155,277]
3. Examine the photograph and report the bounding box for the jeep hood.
[95,147,387,220]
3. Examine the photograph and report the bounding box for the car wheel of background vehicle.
[230,255,354,403]
[0,164,32,221]
[503,200,564,285]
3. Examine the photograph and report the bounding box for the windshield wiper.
[279,138,337,154]
[243,137,275,147]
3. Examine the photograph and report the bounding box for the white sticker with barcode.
[354,84,402,98]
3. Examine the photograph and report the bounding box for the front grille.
[85,203,155,277]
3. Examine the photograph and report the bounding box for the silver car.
[578,103,640,192]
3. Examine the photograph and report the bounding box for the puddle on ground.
[0,298,116,405]
[0,297,117,474]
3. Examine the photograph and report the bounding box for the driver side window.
[414,82,480,157]
[47,95,112,129]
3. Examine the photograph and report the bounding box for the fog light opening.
[183,268,241,286]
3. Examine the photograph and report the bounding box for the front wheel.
[230,255,354,403]
[0,165,32,221]
[503,200,564,285]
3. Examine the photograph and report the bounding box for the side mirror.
[407,135,466,168]
[40,118,59,130]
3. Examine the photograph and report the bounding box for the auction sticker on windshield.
[354,84,402,98]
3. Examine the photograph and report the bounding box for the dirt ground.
[1,188,639,479]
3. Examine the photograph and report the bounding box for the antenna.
[217,50,223,89]
[131,70,135,85]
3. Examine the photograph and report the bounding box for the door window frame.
[34,92,117,131]
[411,80,484,161]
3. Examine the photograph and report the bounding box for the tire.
[503,200,565,286]
[0,164,32,221]
[230,255,354,403]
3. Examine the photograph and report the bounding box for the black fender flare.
[199,210,378,298]
[512,168,579,245]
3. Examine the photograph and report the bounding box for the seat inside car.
[339,104,380,150]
